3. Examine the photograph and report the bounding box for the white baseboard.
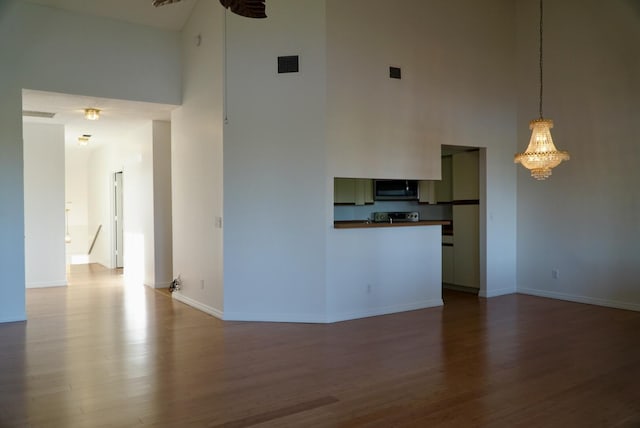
[145,281,172,289]
[69,255,90,264]
[171,292,224,319]
[479,286,516,298]
[26,280,68,289]
[327,299,444,323]
[518,287,640,312]
[173,296,444,324]
[223,311,328,324]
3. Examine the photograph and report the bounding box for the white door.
[114,172,124,268]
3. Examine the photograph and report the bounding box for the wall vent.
[22,110,56,119]
[389,67,402,79]
[278,55,299,74]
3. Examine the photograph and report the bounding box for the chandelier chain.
[539,0,544,119]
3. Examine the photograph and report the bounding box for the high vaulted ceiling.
[20,0,197,31]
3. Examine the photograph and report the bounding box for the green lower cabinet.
[452,205,480,288]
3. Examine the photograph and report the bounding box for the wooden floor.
[1,264,639,427]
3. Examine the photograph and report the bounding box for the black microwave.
[374,180,419,200]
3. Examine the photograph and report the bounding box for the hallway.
[1,265,639,427]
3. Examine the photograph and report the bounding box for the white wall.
[222,0,328,322]
[327,226,443,322]
[122,124,156,287]
[23,122,67,288]
[65,146,90,263]
[87,123,162,289]
[87,143,115,269]
[0,0,180,322]
[171,0,225,316]
[326,0,440,181]
[325,0,518,311]
[516,0,640,310]
[0,16,27,322]
[175,0,517,322]
[7,1,181,104]
[152,121,173,288]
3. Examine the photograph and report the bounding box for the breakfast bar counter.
[334,220,451,229]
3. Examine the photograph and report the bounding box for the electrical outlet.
[552,269,559,280]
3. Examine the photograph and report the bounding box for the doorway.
[440,145,481,297]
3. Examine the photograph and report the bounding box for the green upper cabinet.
[435,155,452,203]
[452,150,479,200]
[418,180,436,204]
[334,178,373,205]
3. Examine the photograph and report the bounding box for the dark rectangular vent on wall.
[278,55,299,74]
[389,66,402,79]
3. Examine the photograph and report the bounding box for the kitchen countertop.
[334,220,451,229]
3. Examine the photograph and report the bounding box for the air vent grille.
[23,110,56,118]
[278,56,299,74]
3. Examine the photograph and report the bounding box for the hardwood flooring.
[1,264,639,427]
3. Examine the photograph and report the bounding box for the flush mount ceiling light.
[514,0,569,180]
[152,0,267,18]
[84,108,100,120]
[78,134,91,146]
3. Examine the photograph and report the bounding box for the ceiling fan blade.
[152,0,183,7]
[220,0,267,19]
[152,0,267,19]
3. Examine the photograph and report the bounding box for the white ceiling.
[22,89,178,149]
[20,0,197,31]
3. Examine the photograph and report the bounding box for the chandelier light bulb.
[78,136,90,146]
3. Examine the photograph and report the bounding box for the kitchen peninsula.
[327,177,449,322]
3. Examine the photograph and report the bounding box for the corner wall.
[223,0,328,321]
[171,0,225,315]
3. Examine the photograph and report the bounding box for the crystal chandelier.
[515,0,569,180]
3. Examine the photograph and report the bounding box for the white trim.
[327,299,443,323]
[223,311,328,324]
[26,280,67,289]
[479,286,516,298]
[518,287,640,312]
[171,292,224,319]
[145,281,172,289]
[171,296,444,324]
